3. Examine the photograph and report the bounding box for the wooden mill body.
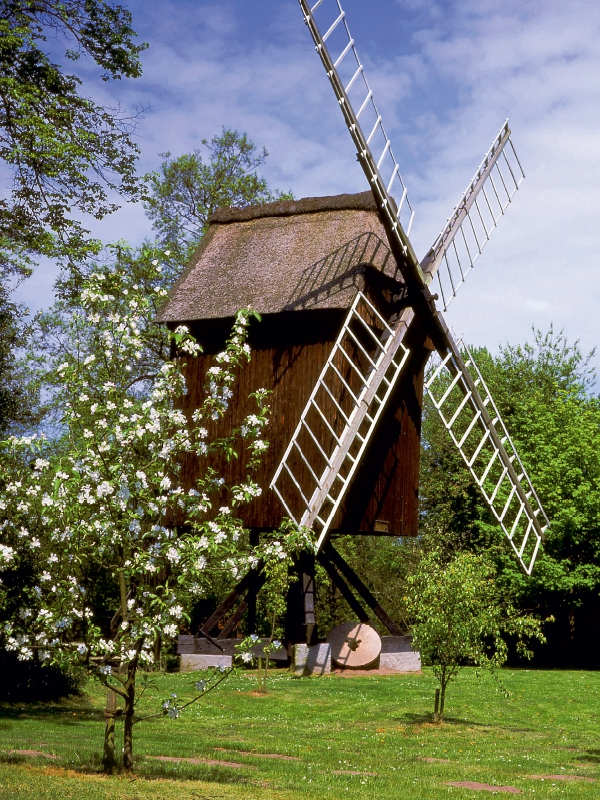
[158,192,433,540]
[160,192,431,536]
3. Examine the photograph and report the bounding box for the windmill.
[273,0,548,560]
[165,0,549,670]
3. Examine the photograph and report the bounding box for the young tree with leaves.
[0,260,312,772]
[406,550,547,722]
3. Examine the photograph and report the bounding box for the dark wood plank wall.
[178,309,345,529]
[174,287,430,536]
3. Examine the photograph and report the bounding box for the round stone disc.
[327,622,382,669]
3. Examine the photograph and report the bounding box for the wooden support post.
[285,551,318,645]
[216,601,247,640]
[318,550,371,624]
[323,543,403,636]
[301,551,317,645]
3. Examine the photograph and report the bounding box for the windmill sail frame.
[420,121,525,311]
[425,339,548,574]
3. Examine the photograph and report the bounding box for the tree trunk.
[433,688,440,723]
[102,687,117,773]
[122,666,136,772]
[439,683,446,721]
[153,632,162,670]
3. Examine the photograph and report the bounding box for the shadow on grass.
[394,712,489,727]
[0,751,258,786]
[578,750,600,764]
[393,712,536,733]
[0,702,103,724]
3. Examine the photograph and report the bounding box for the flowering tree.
[0,259,312,772]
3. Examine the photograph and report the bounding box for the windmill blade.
[420,121,525,311]
[270,291,413,552]
[298,0,426,292]
[425,333,548,575]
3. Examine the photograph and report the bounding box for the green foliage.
[0,1,146,276]
[22,242,177,433]
[144,129,293,265]
[420,327,600,652]
[0,648,85,702]
[406,551,547,721]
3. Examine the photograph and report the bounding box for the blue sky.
[16,0,600,373]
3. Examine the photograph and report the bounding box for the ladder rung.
[447,389,472,429]
[322,11,345,43]
[478,447,499,485]
[490,466,508,502]
[498,484,517,522]
[356,89,372,119]
[345,63,363,94]
[300,419,333,467]
[334,38,354,68]
[366,115,382,145]
[468,429,490,468]
[282,462,311,508]
[457,409,481,449]
[508,502,526,540]
[517,520,534,557]
[437,368,464,409]
[310,399,342,445]
[329,361,359,403]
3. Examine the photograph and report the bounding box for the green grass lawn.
[0,667,598,799]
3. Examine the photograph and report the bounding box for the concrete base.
[379,636,421,672]
[292,643,331,676]
[180,654,233,672]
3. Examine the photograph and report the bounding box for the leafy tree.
[0,260,312,772]
[0,0,147,278]
[419,328,600,665]
[144,129,293,265]
[406,550,547,722]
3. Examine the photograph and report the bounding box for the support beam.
[323,543,403,636]
[217,600,247,640]
[199,560,264,637]
[217,570,267,639]
[285,551,318,645]
[318,550,371,624]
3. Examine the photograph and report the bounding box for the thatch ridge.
[209,191,377,225]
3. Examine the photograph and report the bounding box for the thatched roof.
[156,191,403,324]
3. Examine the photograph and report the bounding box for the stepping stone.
[146,755,252,769]
[446,781,522,794]
[9,750,57,759]
[529,774,595,782]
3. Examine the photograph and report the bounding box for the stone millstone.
[327,622,382,668]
